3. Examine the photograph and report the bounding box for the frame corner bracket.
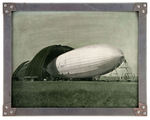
[133,102,147,116]
[134,3,147,16]
[3,103,16,116]
[3,3,16,16]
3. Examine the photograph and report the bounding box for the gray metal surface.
[3,3,147,116]
[138,10,147,104]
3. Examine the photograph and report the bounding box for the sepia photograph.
[11,11,138,108]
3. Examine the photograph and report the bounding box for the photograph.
[11,11,138,108]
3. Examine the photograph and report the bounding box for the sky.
[13,11,138,74]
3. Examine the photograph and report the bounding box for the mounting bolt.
[10,110,13,114]
[142,10,145,13]
[10,5,14,9]
[4,112,7,115]
[5,10,9,14]
[143,111,147,115]
[137,110,141,114]
[143,4,147,7]
[4,4,7,8]
[142,105,146,109]
[137,5,141,8]
[5,106,8,109]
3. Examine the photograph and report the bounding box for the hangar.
[12,45,73,81]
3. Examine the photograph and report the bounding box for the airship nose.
[104,45,124,64]
[114,49,125,63]
[117,49,124,58]
[119,49,124,57]
[111,47,124,57]
[104,45,123,58]
[98,44,124,59]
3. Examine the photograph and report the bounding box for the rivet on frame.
[4,4,7,8]
[5,10,9,14]
[10,110,13,114]
[142,10,145,13]
[137,110,141,114]
[143,4,147,7]
[4,112,7,115]
[137,5,141,8]
[10,5,14,9]
[5,106,8,109]
[142,105,146,109]
[143,111,147,115]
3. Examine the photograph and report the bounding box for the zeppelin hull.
[47,44,124,78]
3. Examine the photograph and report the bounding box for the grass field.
[12,81,138,108]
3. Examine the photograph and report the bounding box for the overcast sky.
[13,11,138,74]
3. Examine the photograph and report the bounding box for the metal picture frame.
[3,3,147,116]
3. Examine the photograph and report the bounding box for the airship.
[47,44,124,78]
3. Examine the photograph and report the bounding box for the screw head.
[10,110,13,114]
[5,10,9,14]
[142,10,145,13]
[142,105,146,109]
[137,5,141,8]
[4,4,7,8]
[143,4,147,7]
[137,110,141,114]
[5,106,8,109]
[4,112,7,115]
[143,111,147,115]
[10,5,14,9]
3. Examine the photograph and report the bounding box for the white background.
[0,0,149,120]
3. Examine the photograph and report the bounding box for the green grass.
[12,81,138,108]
